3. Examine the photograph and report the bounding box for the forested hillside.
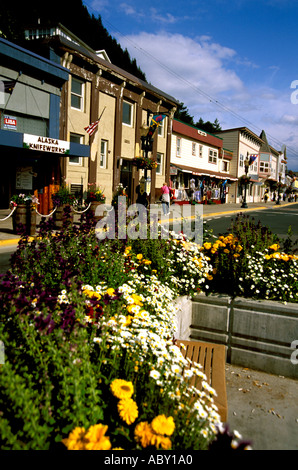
[0,0,146,80]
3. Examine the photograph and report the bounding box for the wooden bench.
[176,339,228,422]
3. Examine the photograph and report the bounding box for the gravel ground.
[225,364,298,450]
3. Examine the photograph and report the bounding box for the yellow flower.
[106,288,115,296]
[151,415,175,436]
[207,275,213,281]
[62,427,86,450]
[110,379,134,399]
[150,434,172,450]
[224,249,230,254]
[84,424,112,450]
[233,254,240,258]
[136,253,143,260]
[131,293,143,306]
[134,421,155,448]
[203,242,212,250]
[117,398,139,425]
[269,244,280,251]
[83,289,101,300]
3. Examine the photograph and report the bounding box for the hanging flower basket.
[239,175,251,186]
[132,156,158,170]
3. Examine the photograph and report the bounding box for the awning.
[170,163,238,181]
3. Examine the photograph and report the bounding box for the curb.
[0,239,20,247]
[0,202,296,246]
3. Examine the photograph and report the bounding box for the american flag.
[248,154,258,165]
[84,119,100,136]
[84,107,106,136]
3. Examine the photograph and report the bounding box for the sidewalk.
[0,200,297,246]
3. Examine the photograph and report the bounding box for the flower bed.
[0,212,251,450]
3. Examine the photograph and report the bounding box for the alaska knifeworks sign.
[23,134,70,154]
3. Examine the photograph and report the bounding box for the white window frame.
[69,133,83,165]
[157,119,165,137]
[122,100,134,127]
[192,142,196,156]
[71,77,85,111]
[260,161,270,173]
[156,152,163,175]
[199,145,203,158]
[176,137,181,157]
[239,154,244,167]
[100,139,108,169]
[208,149,217,164]
[222,161,229,172]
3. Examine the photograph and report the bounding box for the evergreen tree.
[0,0,146,80]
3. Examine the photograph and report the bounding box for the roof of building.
[24,23,179,107]
[173,119,223,148]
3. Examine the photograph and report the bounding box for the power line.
[83,1,297,159]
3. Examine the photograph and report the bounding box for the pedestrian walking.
[160,182,170,215]
[264,191,268,203]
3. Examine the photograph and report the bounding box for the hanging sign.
[23,134,70,154]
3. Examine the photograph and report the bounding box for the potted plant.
[85,183,106,222]
[51,185,76,229]
[10,193,39,235]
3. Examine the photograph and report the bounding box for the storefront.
[0,129,89,211]
[170,164,237,204]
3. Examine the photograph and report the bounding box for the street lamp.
[241,155,250,209]
[139,122,153,198]
[276,172,282,205]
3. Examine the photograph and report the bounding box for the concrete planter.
[174,293,298,379]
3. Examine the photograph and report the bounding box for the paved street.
[204,202,298,244]
[1,201,298,272]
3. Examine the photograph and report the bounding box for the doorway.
[120,159,133,203]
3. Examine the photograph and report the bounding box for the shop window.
[122,101,133,126]
[260,161,270,173]
[209,149,217,164]
[69,133,83,165]
[157,119,164,137]
[100,139,108,169]
[156,152,163,175]
[177,137,181,157]
[71,77,85,111]
[192,142,196,156]
[222,161,229,172]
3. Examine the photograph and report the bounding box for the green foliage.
[0,0,146,80]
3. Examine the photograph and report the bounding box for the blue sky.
[84,0,298,170]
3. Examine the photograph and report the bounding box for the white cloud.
[116,30,298,168]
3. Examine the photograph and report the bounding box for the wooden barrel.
[13,204,36,235]
[54,204,73,229]
[89,201,104,223]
